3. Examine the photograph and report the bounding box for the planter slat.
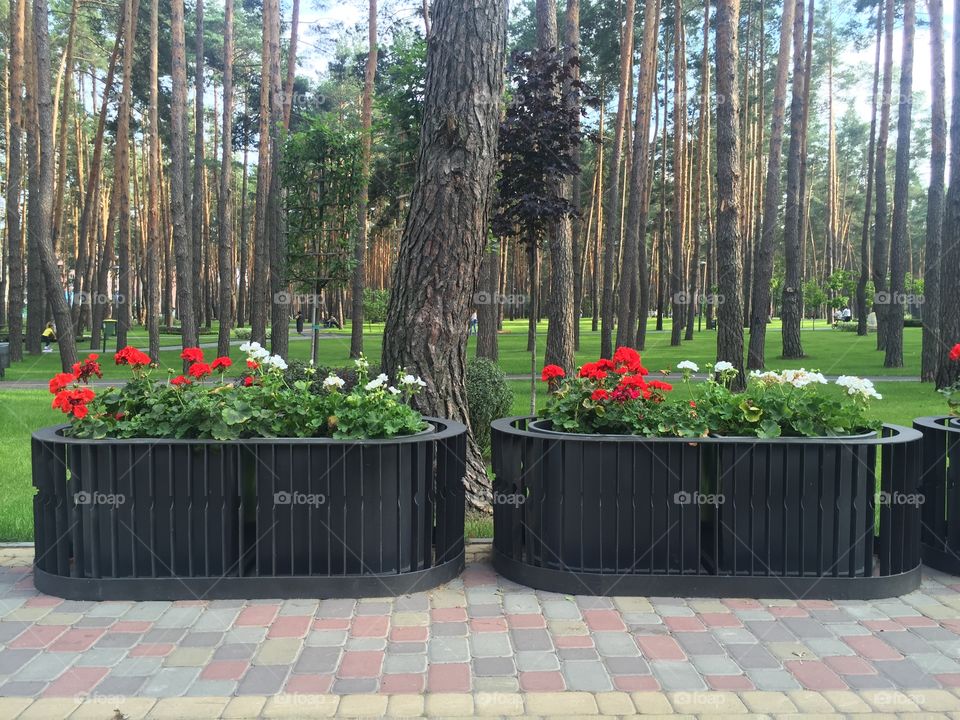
[493,417,922,599]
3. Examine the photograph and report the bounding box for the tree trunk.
[476,242,499,361]
[351,0,377,358]
[856,5,882,337]
[873,0,894,352]
[939,0,960,387]
[599,0,635,359]
[715,0,744,389]
[146,0,160,361]
[669,0,686,348]
[282,0,300,128]
[883,0,914,368]
[170,0,197,350]
[922,0,945,381]
[780,0,806,359]
[30,0,76,368]
[266,0,287,359]
[250,0,273,345]
[191,0,205,331]
[746,0,796,369]
[115,0,139,349]
[217,0,235,358]
[567,0,582,351]
[381,0,506,512]
[617,0,660,351]
[5,0,25,362]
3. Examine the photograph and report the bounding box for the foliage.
[940,344,960,416]
[362,288,390,325]
[51,347,426,441]
[465,357,514,453]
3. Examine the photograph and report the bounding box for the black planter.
[32,419,467,600]
[491,417,922,599]
[914,416,960,574]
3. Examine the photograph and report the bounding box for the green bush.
[466,357,513,454]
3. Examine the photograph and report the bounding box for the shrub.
[466,357,514,453]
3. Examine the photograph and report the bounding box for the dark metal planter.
[32,419,466,600]
[915,416,960,574]
[491,417,922,599]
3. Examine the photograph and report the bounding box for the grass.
[0,317,944,542]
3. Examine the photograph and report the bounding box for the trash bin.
[102,319,117,352]
[0,342,9,379]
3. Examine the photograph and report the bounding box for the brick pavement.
[3,542,960,717]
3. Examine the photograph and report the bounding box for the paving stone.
[473,656,516,676]
[155,606,203,628]
[843,673,894,689]
[594,631,641,657]
[213,643,256,661]
[110,657,163,677]
[780,617,835,639]
[344,637,387,651]
[557,647,599,661]
[469,632,512,658]
[317,599,355,617]
[225,627,268,644]
[525,690,598,715]
[387,641,427,655]
[72,647,126,667]
[542,600,581,619]
[881,629,938,654]
[804,637,857,656]
[711,627,757,644]
[874,657,941,687]
[650,660,707,691]
[674,632,724,656]
[0,647,39,674]
[726,642,780,669]
[193,608,239,632]
[0,680,48,695]
[510,627,553,651]
[690,654,744,676]
[428,636,470,663]
[142,628,186,643]
[910,652,960,674]
[603,656,650,675]
[502,593,540,614]
[744,620,797,642]
[89,673,148,696]
[15,652,78,681]
[384,652,427,673]
[293,646,340,674]
[254,638,302,665]
[515,650,560,671]
[393,595,429,612]
[745,668,801,690]
[237,665,288,694]
[140,667,201,696]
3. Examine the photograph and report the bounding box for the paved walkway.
[3,543,960,717]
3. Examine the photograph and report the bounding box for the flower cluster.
[48,353,106,419]
[835,375,882,400]
[939,344,960,416]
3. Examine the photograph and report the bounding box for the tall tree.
[350,0,377,358]
[883,0,914,368]
[170,0,198,350]
[872,0,894,352]
[282,0,300,128]
[617,0,660,350]
[715,0,745,388]
[192,0,205,329]
[30,0,77,368]
[669,0,686,348]
[5,0,25,362]
[599,0,635,359]
[250,0,274,344]
[381,0,506,510]
[567,0,583,351]
[217,0,235,358]
[780,0,806,359]
[266,0,287,358]
[146,0,161,361]
[747,0,796,369]
[922,0,945,381]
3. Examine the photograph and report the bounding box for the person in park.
[469,311,479,335]
[41,323,56,353]
[295,310,304,335]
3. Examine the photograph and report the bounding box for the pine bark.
[381,0,506,511]
[266,0,287,358]
[115,0,139,349]
[5,0,25,361]
[147,0,160,361]
[669,0,686,348]
[217,0,235,358]
[873,0,894,352]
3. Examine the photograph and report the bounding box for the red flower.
[72,404,89,419]
[188,363,212,379]
[115,346,152,367]
[171,375,192,387]
[243,376,254,387]
[590,389,610,401]
[247,359,260,370]
[578,362,608,381]
[115,412,125,420]
[613,346,648,374]
[52,387,95,418]
[689,400,697,408]
[595,359,615,371]
[71,354,103,383]
[541,365,566,382]
[648,380,673,392]
[49,372,76,395]
[950,344,960,362]
[212,356,232,371]
[181,347,205,363]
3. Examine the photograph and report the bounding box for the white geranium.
[677,360,699,373]
[323,374,345,391]
[400,374,427,388]
[355,354,370,371]
[713,361,734,373]
[780,368,828,388]
[239,341,255,353]
[365,373,389,391]
[388,386,401,395]
[835,375,882,400]
[263,354,287,370]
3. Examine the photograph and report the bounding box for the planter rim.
[33,416,466,446]
[500,415,919,446]
[914,415,960,434]
[526,418,878,441]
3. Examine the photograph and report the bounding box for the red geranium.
[247,359,260,370]
[115,346,152,368]
[171,375,192,387]
[188,362,212,379]
[49,372,77,395]
[648,379,673,392]
[578,362,608,381]
[181,347,205,364]
[591,388,610,401]
[613,346,648,375]
[950,344,960,362]
[52,387,96,418]
[71,354,102,383]
[541,365,566,382]
[243,376,254,387]
[212,356,232,371]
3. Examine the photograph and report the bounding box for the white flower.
[239,341,253,353]
[364,373,389,391]
[263,354,287,370]
[677,360,699,372]
[713,361,734,373]
[750,370,782,384]
[354,354,370,371]
[388,386,401,395]
[252,347,271,360]
[835,375,882,400]
[780,368,828,388]
[400,373,427,387]
[323,374,345,391]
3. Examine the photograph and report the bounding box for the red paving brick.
[8,625,68,649]
[636,635,685,660]
[380,673,426,693]
[24,596,62,607]
[842,635,903,661]
[427,663,470,692]
[768,606,808,618]
[895,616,938,627]
[44,667,108,697]
[583,609,626,632]
[49,629,105,652]
[722,598,762,610]
[110,621,152,633]
[430,608,467,622]
[234,604,279,626]
[470,618,507,633]
[284,674,334,694]
[519,671,565,691]
[554,635,594,648]
[268,616,312,639]
[823,655,878,675]
[700,612,742,628]
[613,675,660,691]
[664,616,706,632]
[506,614,546,629]
[201,660,249,681]
[129,643,174,657]
[390,626,428,642]
[338,651,384,678]
[936,673,960,687]
[785,660,848,690]
[862,619,905,632]
[313,618,350,630]
[350,616,389,638]
[706,674,754,690]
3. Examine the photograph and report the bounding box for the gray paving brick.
[306,629,347,646]
[428,636,469,663]
[0,621,30,643]
[674,632,724,655]
[317,599,355,618]
[110,657,163,677]
[470,633,512,658]
[186,679,238,696]
[727,643,779,669]
[562,660,612,691]
[502,594,540,614]
[294,646,340,673]
[542,600,581,620]
[58,601,96,613]
[432,621,467,637]
[841,604,890,620]
[0,680,47,695]
[910,652,960,674]
[650,660,706,690]
[881,630,937,655]
[874,658,940,687]
[623,612,663,626]
[810,609,854,623]
[691,654,744,675]
[594,632,640,657]
[913,626,960,642]
[516,650,560,671]
[744,667,801,690]
[96,632,142,649]
[93,674,148,695]
[735,610,776,622]
[332,677,378,693]
[156,606,203,628]
[140,667,201,696]
[603,656,650,675]
[237,665,288,694]
[558,648,599,661]
[75,616,115,628]
[180,631,224,647]
[575,596,615,610]
[384,653,427,673]
[744,620,796,642]
[281,599,321,615]
[474,676,519,692]
[387,642,426,655]
[225,627,267,643]
[844,673,894,689]
[394,595,429,612]
[804,638,856,656]
[712,627,757,644]
[0,648,38,674]
[467,603,502,617]
[780,617,835,639]
[15,652,77,681]
[466,588,502,605]
[830,622,872,636]
[121,601,172,621]
[345,637,386,651]
[473,656,516,676]
[143,628,186,643]
[510,628,552,651]
[73,648,127,667]
[193,608,239,632]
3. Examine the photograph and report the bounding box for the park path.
[1,542,960,717]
